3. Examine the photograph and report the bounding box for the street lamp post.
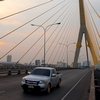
[59,42,76,67]
[31,22,61,67]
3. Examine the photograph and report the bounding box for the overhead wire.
[85,10,98,54]
[60,3,76,63]
[86,4,100,50]
[57,1,76,62]
[51,18,71,63]
[29,0,73,64]
[1,0,95,65]
[0,0,68,60]
[61,10,77,62]
[47,0,75,63]
[84,1,99,63]
[0,0,66,39]
[85,1,99,51]
[0,0,53,20]
[11,0,72,64]
[88,0,100,18]
[65,4,79,63]
[52,0,76,63]
[43,0,74,62]
[86,19,99,64]
[87,0,97,49]
[86,0,100,38]
[52,5,75,63]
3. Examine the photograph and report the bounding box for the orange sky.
[0,0,99,65]
[0,41,4,45]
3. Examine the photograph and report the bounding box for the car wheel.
[57,79,61,88]
[46,84,51,94]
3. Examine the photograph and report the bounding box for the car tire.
[46,84,51,94]
[57,79,61,88]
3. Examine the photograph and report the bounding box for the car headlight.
[22,78,26,82]
[39,80,46,84]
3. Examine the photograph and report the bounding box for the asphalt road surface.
[0,69,91,100]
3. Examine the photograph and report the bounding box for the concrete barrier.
[94,70,100,100]
[0,66,81,76]
[89,69,95,100]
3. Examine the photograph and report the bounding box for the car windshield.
[31,69,50,76]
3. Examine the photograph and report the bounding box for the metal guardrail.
[0,66,35,75]
[0,66,78,76]
[89,69,95,100]
[94,70,100,100]
[0,66,36,75]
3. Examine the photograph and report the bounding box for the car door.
[51,69,58,87]
[53,69,59,85]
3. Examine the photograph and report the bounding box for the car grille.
[25,80,39,86]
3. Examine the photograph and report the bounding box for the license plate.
[28,85,34,88]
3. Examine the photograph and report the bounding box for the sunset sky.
[0,0,100,65]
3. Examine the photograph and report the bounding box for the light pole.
[31,22,61,67]
[59,42,76,67]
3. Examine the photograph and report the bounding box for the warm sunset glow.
[0,41,4,45]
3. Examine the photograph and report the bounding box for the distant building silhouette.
[35,60,40,66]
[7,55,12,62]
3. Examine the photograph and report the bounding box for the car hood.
[23,75,49,81]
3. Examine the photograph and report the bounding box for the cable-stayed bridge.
[0,0,99,67]
[0,0,100,100]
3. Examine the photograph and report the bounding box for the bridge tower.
[73,0,98,68]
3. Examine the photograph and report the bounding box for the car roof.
[34,67,55,70]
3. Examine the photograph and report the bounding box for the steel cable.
[0,0,53,20]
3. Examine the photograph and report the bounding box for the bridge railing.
[0,65,79,76]
[89,69,95,100]
[89,69,100,100]
[94,69,100,100]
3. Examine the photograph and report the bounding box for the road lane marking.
[61,70,90,100]
[0,91,5,94]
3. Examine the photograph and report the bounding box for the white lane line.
[0,91,5,94]
[61,71,89,100]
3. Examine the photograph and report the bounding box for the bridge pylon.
[73,0,99,68]
[73,0,90,68]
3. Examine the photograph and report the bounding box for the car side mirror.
[52,74,56,77]
[28,72,31,75]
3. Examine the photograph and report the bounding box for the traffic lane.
[0,69,87,93]
[58,69,91,100]
[0,69,89,100]
[0,69,90,100]
[20,69,91,100]
[0,69,78,91]
[62,70,92,100]
[0,74,25,100]
[0,74,25,92]
[61,69,88,80]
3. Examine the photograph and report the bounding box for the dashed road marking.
[0,91,5,94]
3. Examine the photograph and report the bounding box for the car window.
[31,69,50,76]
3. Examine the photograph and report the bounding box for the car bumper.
[21,82,47,92]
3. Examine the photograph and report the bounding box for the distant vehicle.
[21,67,62,93]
